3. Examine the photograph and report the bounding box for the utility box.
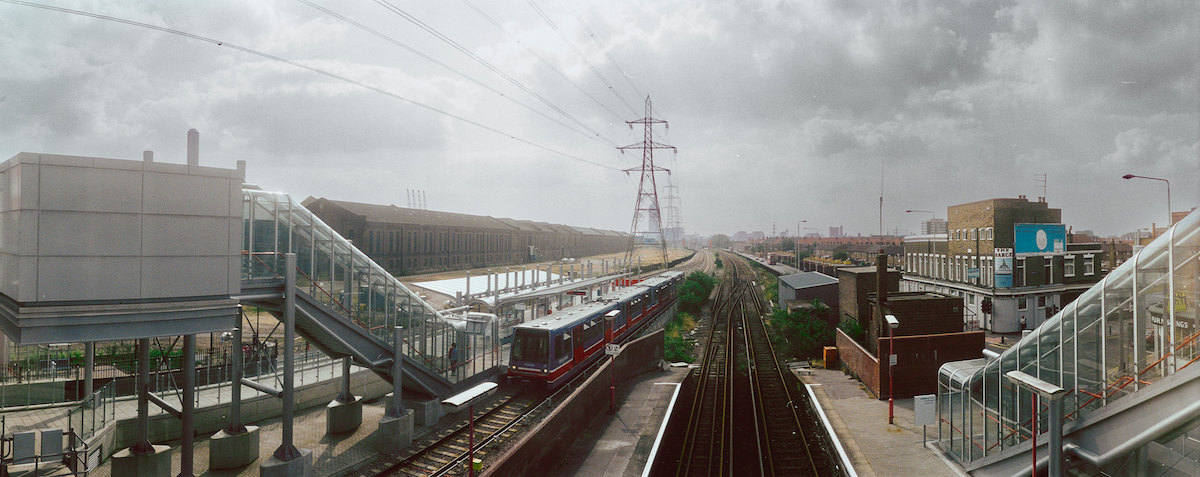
[823,346,839,369]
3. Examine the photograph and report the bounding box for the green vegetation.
[714,256,723,269]
[679,271,716,313]
[768,307,835,360]
[664,311,698,363]
[838,318,865,343]
[710,234,732,249]
[832,251,850,261]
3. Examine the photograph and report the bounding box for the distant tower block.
[619,96,676,270]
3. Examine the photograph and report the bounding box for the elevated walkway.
[239,190,501,401]
[939,209,1200,475]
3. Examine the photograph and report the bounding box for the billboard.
[1014,223,1066,255]
[995,248,1013,288]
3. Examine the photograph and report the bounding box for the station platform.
[549,365,690,477]
[799,367,968,477]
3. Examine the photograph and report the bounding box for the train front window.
[511,330,548,364]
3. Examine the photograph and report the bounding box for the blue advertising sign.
[1014,223,1066,255]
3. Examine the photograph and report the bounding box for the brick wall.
[838,328,984,399]
[489,329,664,476]
[836,328,881,396]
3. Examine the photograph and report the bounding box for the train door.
[572,324,585,364]
[604,309,620,343]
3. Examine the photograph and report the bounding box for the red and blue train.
[507,271,683,388]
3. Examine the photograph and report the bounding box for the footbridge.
[939,209,1200,476]
[239,189,499,400]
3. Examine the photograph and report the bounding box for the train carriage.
[508,271,682,388]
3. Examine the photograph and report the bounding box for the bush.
[838,319,865,343]
[679,271,715,313]
[768,308,835,360]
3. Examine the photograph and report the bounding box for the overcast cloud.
[1,0,1196,237]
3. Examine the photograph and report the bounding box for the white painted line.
[804,383,858,477]
[641,382,682,477]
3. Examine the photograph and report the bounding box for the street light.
[906,210,936,234]
[1122,174,1172,228]
[885,314,900,424]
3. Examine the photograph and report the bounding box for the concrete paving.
[800,367,969,477]
[551,366,690,477]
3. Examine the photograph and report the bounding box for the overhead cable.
[0,0,620,170]
[374,0,616,147]
[526,0,638,116]
[299,0,613,149]
[460,0,626,123]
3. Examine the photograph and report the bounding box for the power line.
[460,0,626,123]
[526,0,639,116]
[1,0,620,171]
[300,0,614,149]
[373,0,616,147]
[566,2,644,100]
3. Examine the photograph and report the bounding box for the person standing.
[448,342,459,373]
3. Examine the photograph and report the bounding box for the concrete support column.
[465,271,471,297]
[83,342,94,403]
[276,253,300,460]
[112,338,171,476]
[261,253,312,476]
[181,334,196,476]
[339,358,353,402]
[135,338,152,454]
[230,326,244,432]
[390,327,405,415]
[210,323,260,471]
[327,358,362,435]
[377,326,414,452]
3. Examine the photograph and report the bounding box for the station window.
[1064,256,1075,277]
[1018,297,1028,310]
[1037,296,1046,308]
[1084,255,1095,275]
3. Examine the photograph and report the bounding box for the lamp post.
[885,314,900,424]
[1121,174,1172,228]
[905,210,936,234]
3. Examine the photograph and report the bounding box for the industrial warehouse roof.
[303,197,627,236]
[778,272,839,290]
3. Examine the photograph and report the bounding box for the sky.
[1,0,1196,238]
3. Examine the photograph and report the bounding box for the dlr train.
[507,271,683,388]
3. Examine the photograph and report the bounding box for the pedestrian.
[448,342,458,371]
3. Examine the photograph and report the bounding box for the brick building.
[303,197,629,275]
[837,266,901,331]
[901,196,1104,332]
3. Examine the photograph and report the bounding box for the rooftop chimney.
[1018,194,1027,200]
[187,128,199,166]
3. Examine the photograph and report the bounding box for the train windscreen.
[511,329,549,364]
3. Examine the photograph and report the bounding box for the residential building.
[921,218,948,235]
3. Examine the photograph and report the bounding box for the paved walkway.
[799,367,969,477]
[552,366,690,477]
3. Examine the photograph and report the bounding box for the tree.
[832,251,850,261]
[769,308,836,359]
[678,271,716,313]
[710,234,732,249]
[781,238,795,251]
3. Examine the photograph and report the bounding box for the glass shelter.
[938,209,1200,473]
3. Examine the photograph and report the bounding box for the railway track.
[666,251,836,476]
[351,391,540,476]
